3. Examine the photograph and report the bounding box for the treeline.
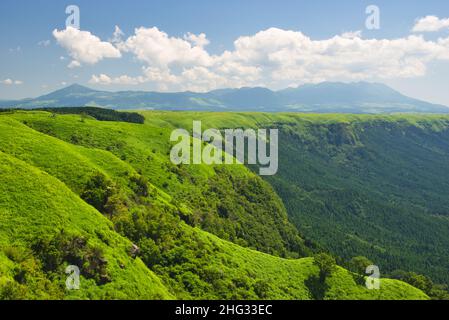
[0,107,145,124]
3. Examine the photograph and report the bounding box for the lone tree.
[314,253,337,281]
[349,256,373,285]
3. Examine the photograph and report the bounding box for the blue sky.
[1,0,449,105]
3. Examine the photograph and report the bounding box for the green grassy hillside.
[0,110,431,300]
[6,111,306,258]
[0,151,172,300]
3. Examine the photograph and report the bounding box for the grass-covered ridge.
[0,107,145,124]
[0,110,433,300]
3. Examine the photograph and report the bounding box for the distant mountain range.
[1,82,448,113]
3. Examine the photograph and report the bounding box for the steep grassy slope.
[139,112,449,287]
[160,226,428,300]
[0,151,172,300]
[8,111,306,258]
[0,111,427,300]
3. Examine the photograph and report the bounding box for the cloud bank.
[54,22,449,91]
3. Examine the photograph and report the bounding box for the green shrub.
[314,253,337,281]
[32,232,111,286]
[81,172,117,214]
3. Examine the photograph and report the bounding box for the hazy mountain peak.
[0,82,447,113]
[57,83,97,94]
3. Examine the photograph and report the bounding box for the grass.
[0,150,172,300]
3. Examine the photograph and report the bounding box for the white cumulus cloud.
[122,27,212,69]
[53,27,121,68]
[412,16,449,32]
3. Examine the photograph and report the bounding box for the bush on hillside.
[32,232,111,285]
[314,253,337,281]
[81,172,118,214]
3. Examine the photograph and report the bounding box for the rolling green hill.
[0,110,433,300]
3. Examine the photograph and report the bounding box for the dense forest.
[266,118,449,287]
